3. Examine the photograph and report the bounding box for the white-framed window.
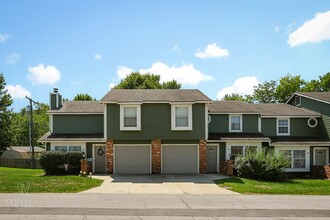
[120,104,141,131]
[226,143,260,160]
[55,146,67,151]
[171,104,192,130]
[69,146,81,151]
[229,115,242,132]
[277,146,310,172]
[277,118,290,136]
[295,96,301,106]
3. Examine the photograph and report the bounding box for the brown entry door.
[94,145,106,173]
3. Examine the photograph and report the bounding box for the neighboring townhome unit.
[287,92,330,168]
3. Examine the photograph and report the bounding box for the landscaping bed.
[215,177,330,195]
[0,167,103,193]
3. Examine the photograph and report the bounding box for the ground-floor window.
[54,145,82,152]
[276,146,310,172]
[226,143,260,160]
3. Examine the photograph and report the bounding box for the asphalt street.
[1,194,330,219]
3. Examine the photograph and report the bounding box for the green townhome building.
[39,89,330,175]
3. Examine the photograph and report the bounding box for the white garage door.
[162,145,199,173]
[115,145,151,174]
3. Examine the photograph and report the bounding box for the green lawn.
[0,167,103,193]
[215,177,330,195]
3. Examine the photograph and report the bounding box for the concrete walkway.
[81,174,238,195]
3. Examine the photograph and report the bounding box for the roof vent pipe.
[53,88,58,93]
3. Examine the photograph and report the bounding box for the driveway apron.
[81,174,238,195]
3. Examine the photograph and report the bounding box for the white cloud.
[27,64,61,85]
[195,43,229,59]
[5,84,31,99]
[288,11,330,47]
[216,76,260,100]
[172,43,181,53]
[117,66,134,79]
[109,83,116,90]
[0,33,10,43]
[116,62,214,86]
[5,53,20,64]
[94,53,102,60]
[275,25,280,32]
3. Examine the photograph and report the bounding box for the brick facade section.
[220,160,234,176]
[151,139,162,174]
[311,165,330,179]
[199,139,207,174]
[106,139,114,173]
[80,159,89,174]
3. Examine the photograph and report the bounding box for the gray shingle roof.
[38,132,105,142]
[255,103,320,117]
[296,92,330,103]
[100,89,212,103]
[209,101,320,117]
[209,101,260,113]
[48,101,103,113]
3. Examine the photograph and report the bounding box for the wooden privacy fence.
[0,158,42,169]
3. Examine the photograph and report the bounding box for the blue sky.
[1,0,330,111]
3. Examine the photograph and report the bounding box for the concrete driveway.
[81,174,238,195]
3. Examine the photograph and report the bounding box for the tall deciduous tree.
[73,93,96,101]
[251,80,278,103]
[114,72,181,89]
[0,73,13,153]
[222,93,251,102]
[275,74,306,103]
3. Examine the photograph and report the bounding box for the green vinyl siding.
[261,117,319,136]
[107,103,205,140]
[50,94,57,110]
[53,115,103,134]
[261,118,277,136]
[298,97,330,139]
[209,114,258,133]
[242,115,258,132]
[209,115,228,133]
[219,142,226,162]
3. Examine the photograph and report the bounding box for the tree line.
[223,73,330,103]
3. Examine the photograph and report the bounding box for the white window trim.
[51,142,85,152]
[229,114,242,132]
[226,142,261,160]
[120,104,141,131]
[171,104,193,131]
[313,147,329,166]
[276,146,310,172]
[277,118,290,136]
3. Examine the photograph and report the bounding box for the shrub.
[234,148,290,182]
[40,151,83,175]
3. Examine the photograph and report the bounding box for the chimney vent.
[53,88,58,93]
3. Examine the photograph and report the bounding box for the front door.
[314,148,328,166]
[94,145,106,173]
[207,146,218,173]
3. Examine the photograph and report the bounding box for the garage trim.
[113,144,152,174]
[161,144,199,174]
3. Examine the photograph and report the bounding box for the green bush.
[40,151,83,175]
[234,148,290,182]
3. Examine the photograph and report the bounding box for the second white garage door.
[162,145,199,173]
[115,145,151,174]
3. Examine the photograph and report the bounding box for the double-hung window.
[229,115,242,132]
[120,105,141,131]
[279,148,309,171]
[277,118,289,135]
[171,104,192,130]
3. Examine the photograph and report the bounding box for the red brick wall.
[152,139,161,174]
[199,139,207,174]
[311,165,330,179]
[106,139,114,173]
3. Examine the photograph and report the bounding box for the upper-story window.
[229,115,242,132]
[120,104,141,131]
[277,118,290,135]
[295,96,301,106]
[171,104,192,130]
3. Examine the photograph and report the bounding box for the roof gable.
[290,92,330,104]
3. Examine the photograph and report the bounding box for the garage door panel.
[162,145,198,173]
[115,145,150,174]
